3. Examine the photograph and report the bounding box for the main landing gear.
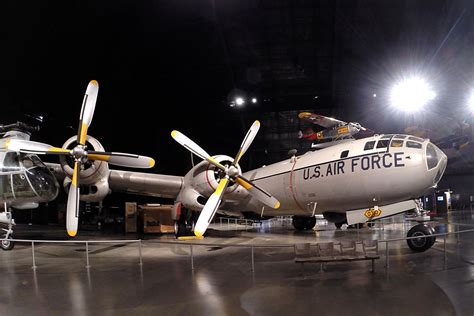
[174,208,197,238]
[1,203,15,251]
[292,216,316,231]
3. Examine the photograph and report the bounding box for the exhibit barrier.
[1,223,474,272]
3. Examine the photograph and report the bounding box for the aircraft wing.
[298,112,346,128]
[45,163,183,199]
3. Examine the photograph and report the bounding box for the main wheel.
[407,224,436,252]
[292,216,316,231]
[1,236,14,251]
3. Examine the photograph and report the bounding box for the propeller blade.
[5,139,70,155]
[171,130,226,171]
[235,176,280,209]
[233,120,260,166]
[66,161,81,237]
[194,177,230,237]
[87,151,155,168]
[77,80,99,145]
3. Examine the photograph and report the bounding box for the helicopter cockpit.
[0,151,59,204]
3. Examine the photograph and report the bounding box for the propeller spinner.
[171,120,280,237]
[5,80,155,237]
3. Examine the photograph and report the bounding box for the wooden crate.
[139,204,174,234]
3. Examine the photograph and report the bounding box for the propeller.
[5,80,155,237]
[171,120,280,237]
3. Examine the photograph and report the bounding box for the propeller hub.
[227,165,240,178]
[72,145,87,160]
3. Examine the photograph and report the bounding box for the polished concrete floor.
[1,211,474,315]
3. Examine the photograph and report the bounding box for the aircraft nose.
[427,142,447,185]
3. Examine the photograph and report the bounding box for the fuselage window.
[406,141,422,149]
[364,141,375,150]
[408,136,424,142]
[376,139,389,149]
[390,139,404,147]
[340,150,349,158]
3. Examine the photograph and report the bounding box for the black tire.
[407,224,436,252]
[304,217,317,230]
[334,222,344,229]
[292,216,306,230]
[1,236,14,251]
[292,216,316,230]
[367,221,375,228]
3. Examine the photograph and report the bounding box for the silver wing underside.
[46,163,183,199]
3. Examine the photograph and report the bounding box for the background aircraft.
[0,80,154,249]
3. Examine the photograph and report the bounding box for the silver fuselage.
[225,134,447,216]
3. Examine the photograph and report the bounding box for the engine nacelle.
[176,155,244,211]
[60,135,110,202]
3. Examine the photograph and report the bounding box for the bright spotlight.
[469,92,474,113]
[389,77,436,113]
[235,97,245,106]
[251,97,257,104]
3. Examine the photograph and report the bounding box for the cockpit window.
[2,152,20,172]
[426,143,439,170]
[408,136,424,142]
[390,139,404,147]
[393,135,407,139]
[376,139,389,149]
[364,141,375,150]
[406,141,422,149]
[381,134,393,139]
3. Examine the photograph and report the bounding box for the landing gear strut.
[292,216,316,231]
[1,203,15,251]
[174,208,196,238]
[406,223,436,252]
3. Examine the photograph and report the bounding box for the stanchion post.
[139,240,143,266]
[190,245,194,270]
[31,241,37,270]
[385,241,389,269]
[251,246,255,272]
[85,241,91,269]
[443,233,447,267]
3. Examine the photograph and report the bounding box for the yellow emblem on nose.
[364,209,382,219]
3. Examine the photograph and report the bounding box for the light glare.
[469,92,474,112]
[251,97,257,104]
[235,97,245,106]
[390,77,435,113]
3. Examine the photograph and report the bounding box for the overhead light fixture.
[235,97,245,106]
[373,93,377,98]
[251,97,257,104]
[389,77,435,113]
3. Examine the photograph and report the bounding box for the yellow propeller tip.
[171,130,178,138]
[274,201,281,209]
[90,80,98,85]
[149,158,155,168]
[67,230,77,237]
[194,230,203,238]
[255,120,260,125]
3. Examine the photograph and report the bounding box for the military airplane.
[0,80,154,249]
[298,112,374,147]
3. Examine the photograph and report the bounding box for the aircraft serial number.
[302,152,405,180]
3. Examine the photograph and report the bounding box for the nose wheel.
[407,223,436,252]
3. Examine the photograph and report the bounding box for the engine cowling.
[176,155,244,211]
[60,135,110,202]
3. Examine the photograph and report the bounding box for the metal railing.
[1,224,474,272]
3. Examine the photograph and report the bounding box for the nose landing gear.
[406,223,436,252]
